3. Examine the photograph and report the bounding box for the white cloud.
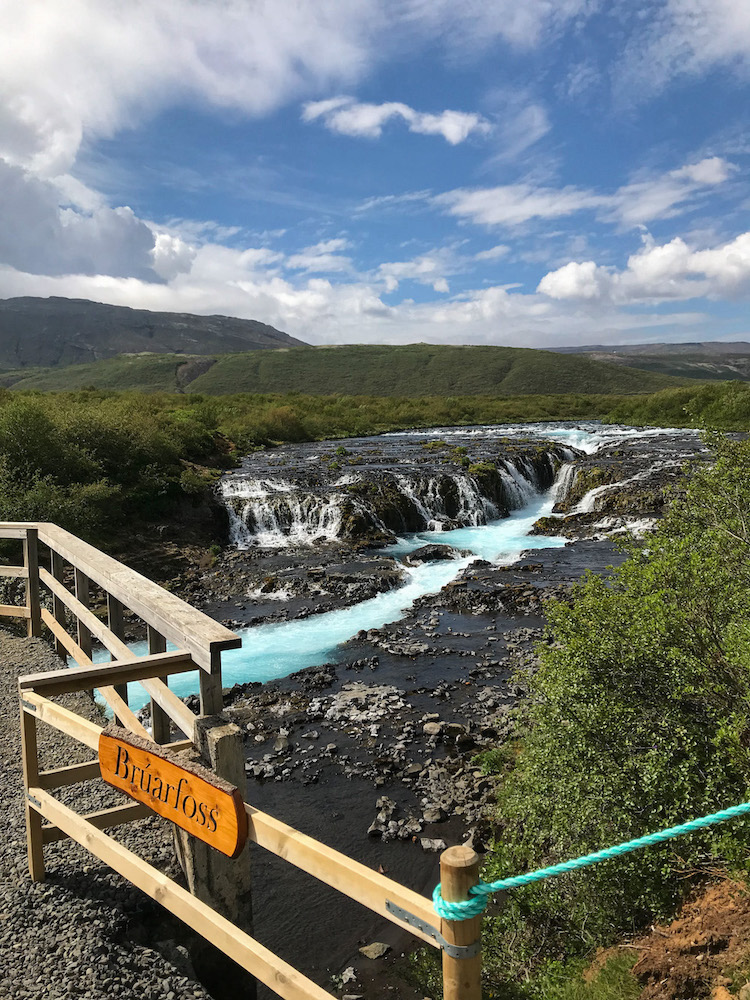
[302,96,490,144]
[436,157,735,229]
[0,0,377,175]
[377,253,455,293]
[151,233,196,281]
[616,0,750,99]
[0,252,710,348]
[355,190,432,213]
[286,238,353,273]
[436,183,603,227]
[0,0,592,179]
[538,231,750,304]
[474,245,510,261]
[397,0,594,52]
[0,160,155,278]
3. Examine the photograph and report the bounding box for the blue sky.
[1,0,750,348]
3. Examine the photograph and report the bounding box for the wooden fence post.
[439,845,482,1000]
[147,625,171,744]
[24,528,41,638]
[50,550,67,658]
[107,594,129,728]
[198,649,225,717]
[20,700,44,881]
[73,568,92,659]
[174,716,256,1000]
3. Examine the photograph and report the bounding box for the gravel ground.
[0,628,216,1000]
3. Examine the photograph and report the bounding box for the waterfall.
[553,463,578,504]
[571,460,681,515]
[219,446,567,549]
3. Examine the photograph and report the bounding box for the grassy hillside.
[7,344,689,396]
[578,351,750,382]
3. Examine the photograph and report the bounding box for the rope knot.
[432,881,491,921]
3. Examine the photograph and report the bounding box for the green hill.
[5,344,690,396]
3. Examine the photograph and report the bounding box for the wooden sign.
[99,726,248,858]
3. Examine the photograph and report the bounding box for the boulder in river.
[404,543,471,565]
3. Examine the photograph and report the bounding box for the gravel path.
[0,629,215,1000]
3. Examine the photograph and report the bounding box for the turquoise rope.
[432,799,750,921]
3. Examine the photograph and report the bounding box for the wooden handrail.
[1,522,240,671]
[19,650,195,696]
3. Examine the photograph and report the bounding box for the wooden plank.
[0,564,27,577]
[20,704,44,881]
[0,604,30,618]
[20,691,102,752]
[29,788,336,1000]
[138,676,196,740]
[40,607,93,666]
[39,567,130,660]
[37,609,150,740]
[24,527,41,637]
[74,568,92,658]
[100,727,248,858]
[19,649,195,696]
[167,738,195,753]
[34,589,197,739]
[39,523,240,672]
[38,760,101,790]
[42,801,153,844]
[0,526,30,539]
[50,550,67,657]
[107,594,129,725]
[148,626,171,745]
[245,804,439,947]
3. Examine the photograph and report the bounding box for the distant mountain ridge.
[553,341,750,356]
[551,340,750,382]
[0,296,306,369]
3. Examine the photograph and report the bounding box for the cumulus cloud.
[377,253,455,293]
[151,233,197,281]
[0,160,155,278]
[302,96,490,144]
[0,0,379,175]
[436,157,735,229]
[537,231,750,304]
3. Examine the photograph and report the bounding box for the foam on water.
[386,422,686,455]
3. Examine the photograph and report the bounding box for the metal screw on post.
[439,845,482,1000]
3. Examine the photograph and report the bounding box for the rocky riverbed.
[169,423,705,998]
[2,423,707,1000]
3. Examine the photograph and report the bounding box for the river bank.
[152,422,705,998]
[1,421,708,999]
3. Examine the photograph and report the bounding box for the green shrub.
[481,433,750,985]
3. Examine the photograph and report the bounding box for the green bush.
[481,433,750,985]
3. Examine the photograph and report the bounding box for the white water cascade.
[106,423,698,712]
[220,450,563,549]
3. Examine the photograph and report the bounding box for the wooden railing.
[0,520,240,740]
[8,521,482,1000]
